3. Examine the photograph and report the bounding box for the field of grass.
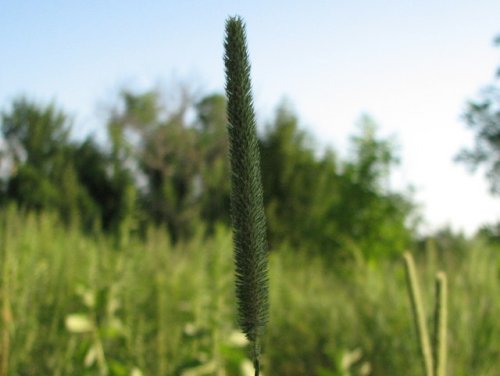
[0,209,498,375]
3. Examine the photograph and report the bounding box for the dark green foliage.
[106,89,200,239]
[261,108,414,259]
[1,98,71,207]
[224,15,269,371]
[1,98,70,168]
[477,222,500,244]
[337,116,414,259]
[0,89,415,258]
[457,35,500,195]
[0,99,99,226]
[0,98,141,232]
[195,94,231,230]
[105,89,231,241]
[260,104,341,251]
[73,138,136,232]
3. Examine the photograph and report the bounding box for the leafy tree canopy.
[0,89,417,260]
[457,35,500,194]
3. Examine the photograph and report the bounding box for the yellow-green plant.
[0,214,11,376]
[403,252,448,376]
[433,272,447,376]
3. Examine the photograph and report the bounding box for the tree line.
[456,35,500,241]
[0,87,418,258]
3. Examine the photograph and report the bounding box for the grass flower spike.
[224,16,269,376]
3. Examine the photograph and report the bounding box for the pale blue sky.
[1,1,499,234]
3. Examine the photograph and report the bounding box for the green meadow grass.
[0,209,498,375]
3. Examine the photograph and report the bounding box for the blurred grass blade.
[433,272,448,376]
[403,252,434,376]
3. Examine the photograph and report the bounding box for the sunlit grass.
[0,209,498,375]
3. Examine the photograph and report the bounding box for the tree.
[337,115,414,259]
[1,99,76,213]
[107,88,208,240]
[0,98,108,228]
[260,105,414,260]
[260,102,341,251]
[195,94,231,229]
[1,98,70,170]
[457,35,500,194]
[71,138,135,233]
[105,88,234,240]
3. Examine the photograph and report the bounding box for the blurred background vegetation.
[0,209,498,375]
[0,87,418,259]
[0,32,498,376]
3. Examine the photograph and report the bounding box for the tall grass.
[0,209,498,375]
[403,252,434,376]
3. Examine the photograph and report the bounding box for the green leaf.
[65,313,94,333]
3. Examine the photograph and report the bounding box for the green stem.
[433,272,447,376]
[253,339,260,376]
[403,252,434,376]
